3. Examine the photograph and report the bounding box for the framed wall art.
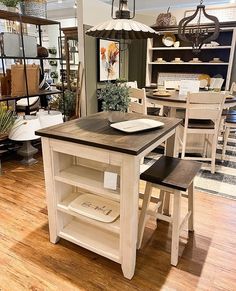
[98,39,120,82]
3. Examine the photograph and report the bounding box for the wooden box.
[11,64,39,97]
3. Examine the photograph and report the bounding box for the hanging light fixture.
[86,0,158,40]
[178,0,220,54]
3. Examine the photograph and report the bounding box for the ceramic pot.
[108,111,125,123]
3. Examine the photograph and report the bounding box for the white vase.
[108,111,125,123]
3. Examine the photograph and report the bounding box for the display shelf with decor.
[146,21,236,90]
[0,9,65,114]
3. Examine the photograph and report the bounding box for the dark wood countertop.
[36,112,181,155]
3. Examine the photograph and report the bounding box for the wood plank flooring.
[0,156,236,290]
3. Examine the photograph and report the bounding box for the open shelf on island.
[57,192,120,234]
[55,165,120,201]
[59,218,120,263]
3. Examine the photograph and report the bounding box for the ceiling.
[99,0,235,11]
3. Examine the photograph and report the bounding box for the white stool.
[138,156,201,266]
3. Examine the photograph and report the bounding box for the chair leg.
[137,182,152,249]
[171,191,181,266]
[203,134,208,158]
[222,126,230,160]
[211,133,218,174]
[181,129,187,159]
[188,182,194,232]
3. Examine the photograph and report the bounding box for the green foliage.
[100,82,130,112]
[0,105,16,136]
[49,90,76,118]
[0,0,20,7]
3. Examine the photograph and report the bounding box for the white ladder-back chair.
[230,82,236,94]
[128,88,147,115]
[180,92,226,174]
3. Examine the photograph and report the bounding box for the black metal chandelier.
[178,0,220,54]
[86,0,158,40]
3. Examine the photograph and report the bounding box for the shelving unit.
[0,9,65,114]
[146,22,236,90]
[49,149,121,263]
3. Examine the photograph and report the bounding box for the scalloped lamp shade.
[86,19,159,39]
[9,116,41,141]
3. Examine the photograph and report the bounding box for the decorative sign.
[179,80,200,96]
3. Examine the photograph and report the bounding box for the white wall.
[136,3,236,26]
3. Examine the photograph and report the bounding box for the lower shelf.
[59,218,120,263]
[57,192,120,234]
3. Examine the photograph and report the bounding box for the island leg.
[41,138,60,244]
[120,155,140,279]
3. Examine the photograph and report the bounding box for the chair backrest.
[185,92,226,128]
[128,88,147,115]
[124,81,138,89]
[230,82,236,94]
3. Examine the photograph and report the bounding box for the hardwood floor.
[0,155,236,290]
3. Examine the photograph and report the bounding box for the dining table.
[36,111,181,279]
[146,90,236,154]
[146,89,236,117]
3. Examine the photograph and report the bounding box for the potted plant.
[0,0,20,12]
[99,82,130,122]
[0,105,16,141]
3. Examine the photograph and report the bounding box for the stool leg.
[137,182,152,249]
[163,192,171,216]
[171,191,181,266]
[188,182,194,232]
[157,190,165,214]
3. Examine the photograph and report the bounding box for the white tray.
[68,194,120,223]
[110,119,164,133]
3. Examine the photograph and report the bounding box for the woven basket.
[0,133,8,141]
[155,7,177,27]
[21,0,47,18]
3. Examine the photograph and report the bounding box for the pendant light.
[178,0,220,54]
[86,0,158,40]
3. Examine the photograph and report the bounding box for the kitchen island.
[36,112,181,279]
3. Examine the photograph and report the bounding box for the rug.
[142,134,236,200]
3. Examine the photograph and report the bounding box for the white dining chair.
[222,111,236,160]
[230,82,236,95]
[128,88,147,115]
[180,92,226,174]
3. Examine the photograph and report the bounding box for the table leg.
[120,155,140,279]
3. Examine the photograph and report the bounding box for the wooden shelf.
[1,56,61,60]
[55,165,120,201]
[57,192,120,234]
[0,89,62,102]
[0,9,59,25]
[150,46,231,51]
[149,62,229,66]
[59,218,120,263]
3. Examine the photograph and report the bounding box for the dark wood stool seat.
[138,156,201,266]
[140,156,201,192]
